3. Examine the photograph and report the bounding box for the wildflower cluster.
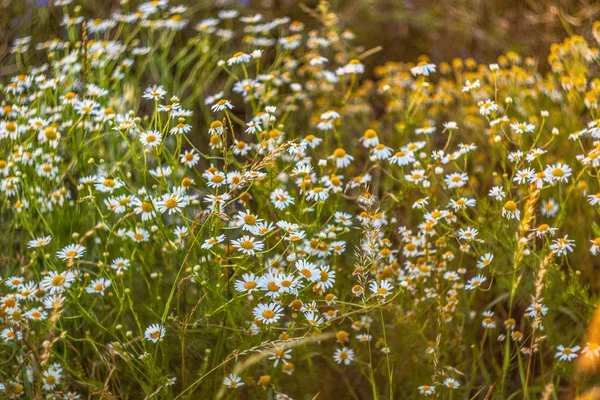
[3,0,600,398]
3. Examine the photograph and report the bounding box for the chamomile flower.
[445,172,468,189]
[56,244,86,260]
[555,345,580,361]
[465,275,487,290]
[331,148,354,168]
[232,235,264,255]
[477,253,494,269]
[180,150,200,167]
[502,200,520,220]
[583,343,600,359]
[270,188,294,209]
[28,235,52,248]
[541,198,559,217]
[389,150,415,166]
[370,280,393,299]
[544,163,572,184]
[333,347,355,365]
[201,235,226,250]
[86,278,111,295]
[550,235,575,256]
[144,324,166,343]
[269,347,292,367]
[510,121,535,134]
[234,273,259,293]
[443,378,460,389]
[253,302,284,324]
[170,122,192,135]
[41,271,75,293]
[227,51,251,65]
[211,99,234,112]
[371,144,393,160]
[94,176,124,193]
[410,62,436,76]
[223,374,244,389]
[157,191,185,215]
[462,79,481,92]
[360,129,379,147]
[526,302,548,318]
[306,186,329,202]
[418,385,435,395]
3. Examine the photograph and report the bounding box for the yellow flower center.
[52,275,66,286]
[504,200,517,212]
[333,148,346,158]
[165,198,178,209]
[364,129,377,138]
[240,240,254,250]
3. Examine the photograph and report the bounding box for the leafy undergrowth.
[3,0,600,399]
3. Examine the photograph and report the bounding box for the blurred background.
[2,0,600,78]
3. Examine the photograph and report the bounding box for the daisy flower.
[180,150,200,167]
[462,79,481,92]
[232,235,264,255]
[1,328,22,341]
[234,273,259,293]
[144,324,166,343]
[410,62,436,76]
[389,150,415,166]
[94,176,124,193]
[555,345,580,361]
[510,121,535,134]
[550,235,575,256]
[418,385,435,395]
[445,172,468,189]
[369,280,393,299]
[132,198,157,221]
[140,130,162,148]
[371,144,393,160]
[465,275,487,290]
[476,253,494,269]
[56,244,86,260]
[333,347,355,365]
[541,198,559,217]
[169,122,192,135]
[156,191,185,215]
[331,148,354,168]
[479,100,498,116]
[201,234,225,250]
[28,236,52,248]
[269,347,292,367]
[270,188,294,210]
[253,302,284,324]
[142,85,167,100]
[306,187,329,202]
[227,51,251,65]
[502,200,520,220]
[304,311,325,326]
[443,378,460,389]
[295,260,319,282]
[360,129,379,147]
[591,238,600,255]
[41,271,75,293]
[211,99,234,112]
[223,374,244,389]
[544,163,572,184]
[86,278,111,295]
[526,302,548,318]
[583,342,600,359]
